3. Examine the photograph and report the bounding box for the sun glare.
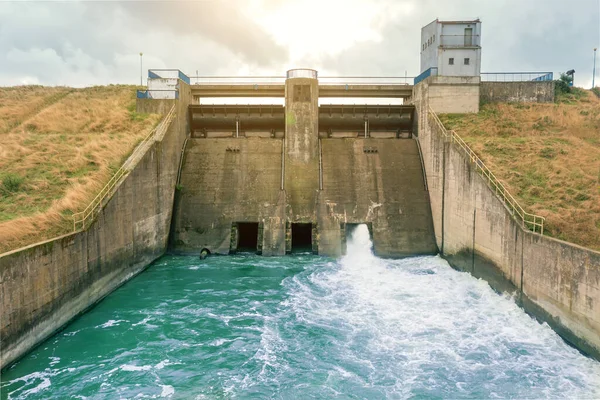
[245,0,415,70]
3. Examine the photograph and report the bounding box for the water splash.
[345,224,373,257]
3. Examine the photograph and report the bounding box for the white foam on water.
[5,371,53,399]
[132,316,153,327]
[120,364,153,372]
[96,319,127,329]
[276,224,600,398]
[159,384,175,397]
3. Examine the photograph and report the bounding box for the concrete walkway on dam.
[1,71,599,376]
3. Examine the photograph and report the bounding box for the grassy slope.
[440,90,600,250]
[0,85,161,253]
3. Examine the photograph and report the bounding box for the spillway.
[2,225,599,398]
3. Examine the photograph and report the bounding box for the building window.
[449,58,454,65]
[433,34,435,43]
[464,58,470,65]
[422,44,425,51]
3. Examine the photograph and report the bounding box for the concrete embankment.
[414,79,599,359]
[0,82,192,370]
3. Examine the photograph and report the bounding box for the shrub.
[2,174,24,193]
[554,73,572,97]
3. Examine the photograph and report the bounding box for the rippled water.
[2,225,600,399]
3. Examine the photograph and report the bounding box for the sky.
[0,0,599,88]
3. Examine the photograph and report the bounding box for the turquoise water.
[2,226,600,399]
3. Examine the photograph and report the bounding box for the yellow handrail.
[72,105,176,231]
[428,107,545,234]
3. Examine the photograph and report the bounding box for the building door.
[464,28,473,46]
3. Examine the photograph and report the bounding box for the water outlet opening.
[237,222,259,253]
[291,223,313,253]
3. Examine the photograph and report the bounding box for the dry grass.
[440,90,600,250]
[0,86,72,133]
[0,85,161,253]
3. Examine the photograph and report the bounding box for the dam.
[170,69,434,258]
[1,19,600,397]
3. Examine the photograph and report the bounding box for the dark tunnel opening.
[291,223,313,253]
[237,222,259,253]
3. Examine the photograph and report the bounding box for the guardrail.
[72,105,176,231]
[189,76,286,85]
[319,76,414,85]
[440,34,481,47]
[414,67,438,85]
[428,107,545,234]
[187,76,414,85]
[480,72,554,82]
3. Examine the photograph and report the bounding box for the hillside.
[0,85,161,253]
[440,90,600,250]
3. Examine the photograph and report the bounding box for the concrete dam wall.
[319,139,437,257]
[171,137,438,258]
[172,138,286,256]
[172,71,436,258]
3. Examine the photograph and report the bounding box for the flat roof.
[438,19,480,24]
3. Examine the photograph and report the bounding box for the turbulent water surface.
[2,225,600,399]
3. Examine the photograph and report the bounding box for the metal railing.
[428,107,545,234]
[440,34,481,47]
[319,76,414,85]
[287,69,318,79]
[188,76,414,85]
[72,105,176,231]
[480,72,554,82]
[414,67,438,85]
[189,76,286,85]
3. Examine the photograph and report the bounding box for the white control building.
[420,19,482,77]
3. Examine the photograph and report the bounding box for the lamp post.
[139,52,143,86]
[593,48,597,89]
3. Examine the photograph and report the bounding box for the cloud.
[0,0,597,87]
[0,1,286,86]
[116,1,288,67]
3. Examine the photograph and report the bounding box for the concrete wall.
[480,81,555,103]
[417,76,481,114]
[420,20,438,73]
[172,137,438,258]
[414,82,600,359]
[0,82,192,370]
[147,78,179,99]
[171,138,285,256]
[317,139,438,258]
[438,48,481,77]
